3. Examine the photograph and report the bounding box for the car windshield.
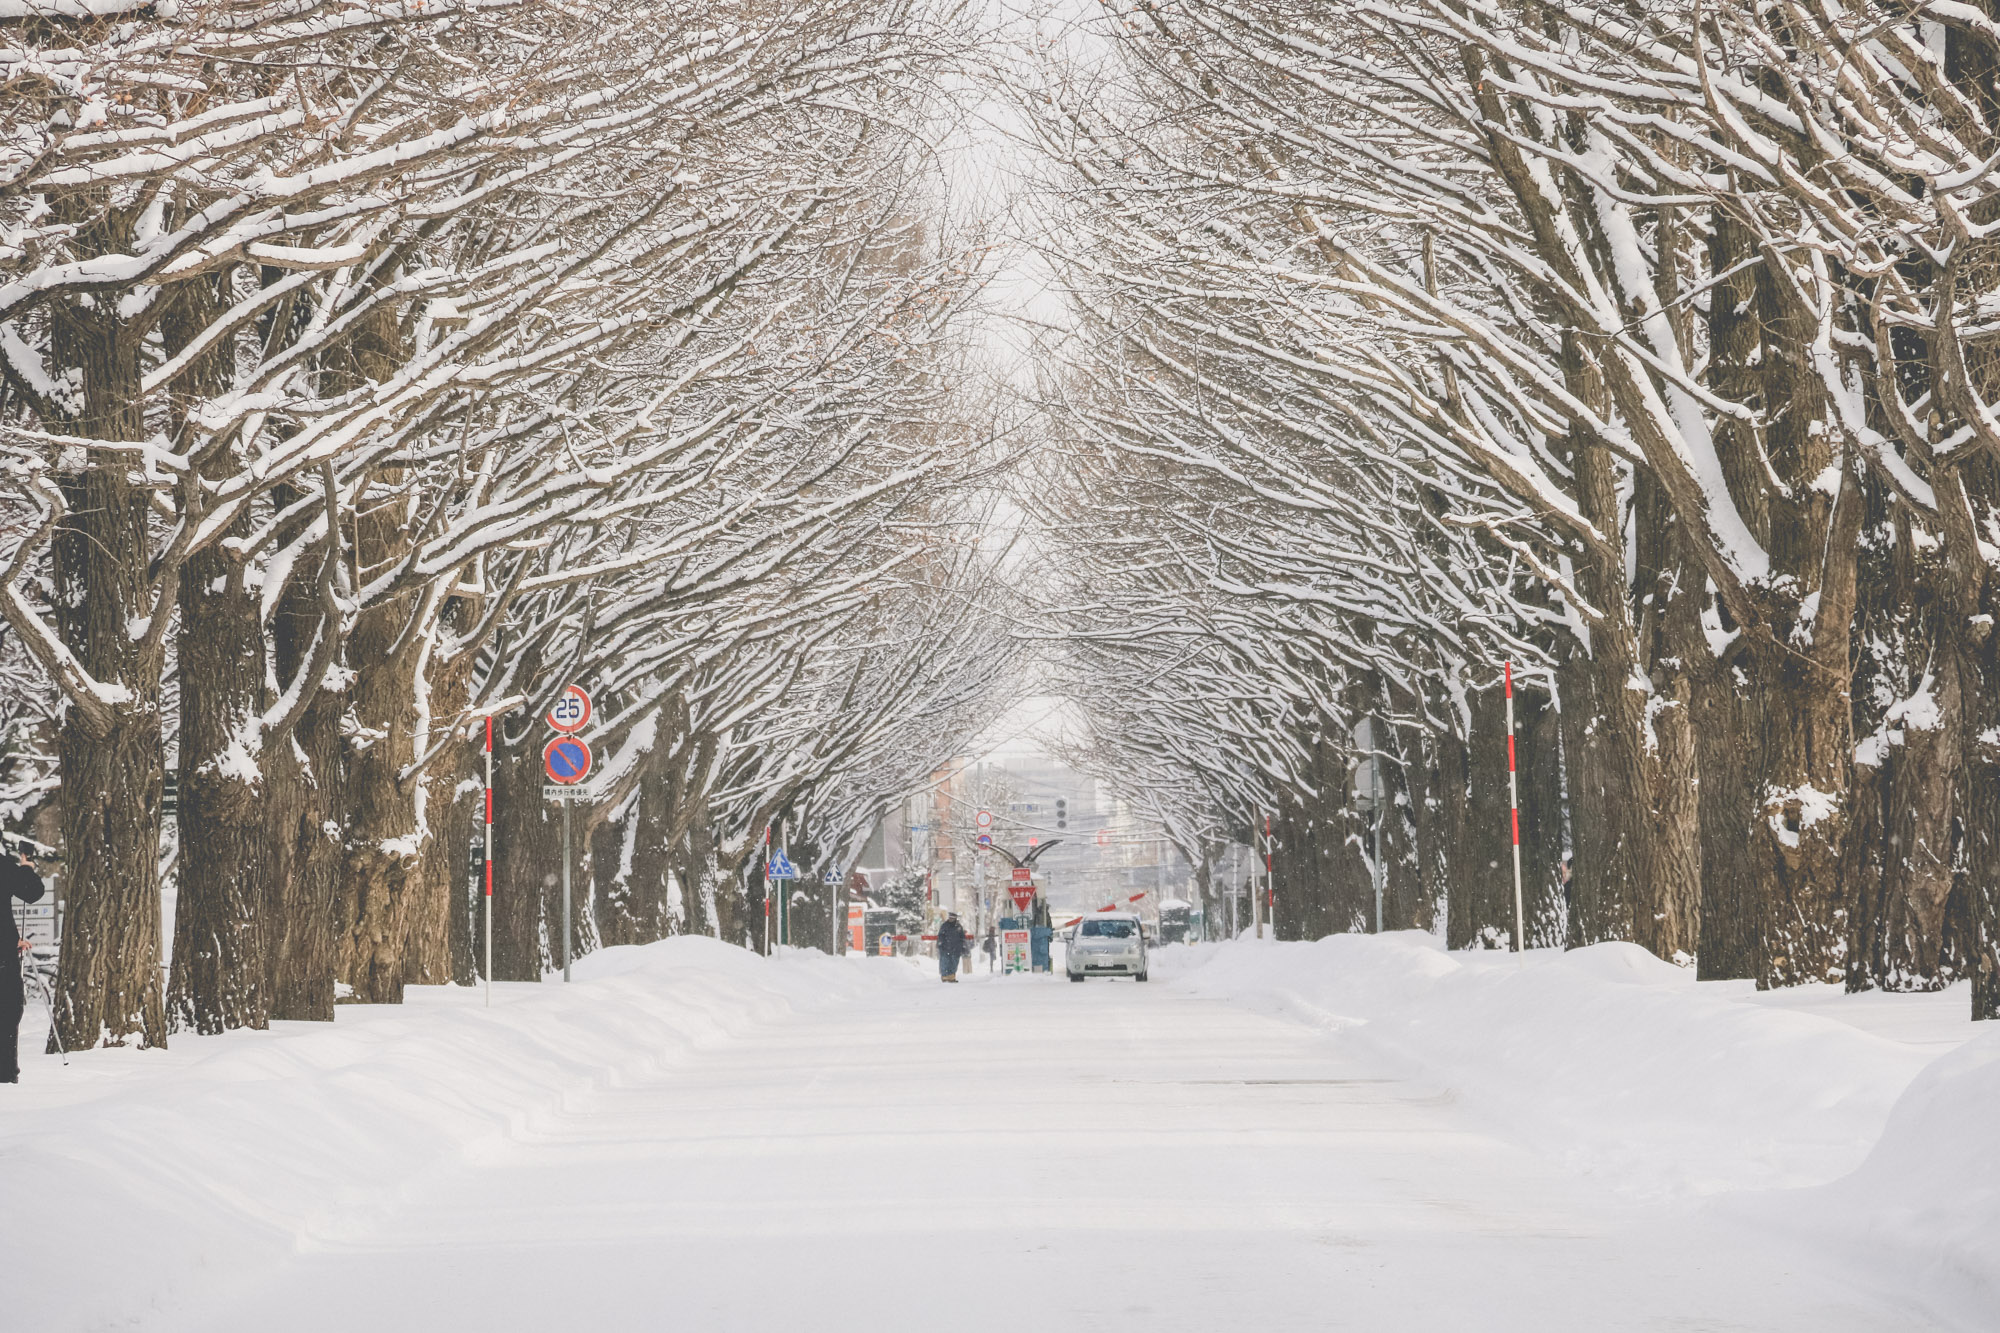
[1079,919,1135,939]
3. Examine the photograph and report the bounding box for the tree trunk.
[337,579,428,1004]
[46,303,168,1051]
[267,568,346,1023]
[493,721,559,979]
[1688,629,1762,980]
[1744,260,1863,989]
[1447,682,1512,949]
[626,758,677,942]
[167,531,271,1032]
[165,277,272,1034]
[1410,716,1452,933]
[1515,686,1568,948]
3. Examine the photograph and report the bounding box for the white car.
[1066,913,1148,982]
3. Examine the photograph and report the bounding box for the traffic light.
[1056,797,1068,830]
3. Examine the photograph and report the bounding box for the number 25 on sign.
[547,685,590,733]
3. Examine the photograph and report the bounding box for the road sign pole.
[484,715,493,1007]
[778,820,787,958]
[562,794,573,983]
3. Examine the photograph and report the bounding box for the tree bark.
[1447,683,1513,949]
[266,541,346,1023]
[165,275,273,1034]
[166,515,271,1031]
[46,289,168,1051]
[336,567,427,1004]
[493,720,559,979]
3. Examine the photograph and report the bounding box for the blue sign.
[766,851,799,880]
[821,866,843,884]
[542,735,592,784]
[976,833,992,847]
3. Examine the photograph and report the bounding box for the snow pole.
[484,714,494,1008]
[1505,661,1525,955]
[762,826,772,957]
[561,792,573,983]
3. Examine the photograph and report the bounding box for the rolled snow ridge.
[1163,930,1988,1322]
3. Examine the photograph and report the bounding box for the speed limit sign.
[547,685,591,733]
[975,809,992,830]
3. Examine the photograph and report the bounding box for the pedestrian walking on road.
[981,927,997,973]
[3,841,48,1084]
[936,912,966,983]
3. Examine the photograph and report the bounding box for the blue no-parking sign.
[543,735,592,785]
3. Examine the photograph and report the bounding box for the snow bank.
[1159,932,1993,1317]
[1162,933,1957,1198]
[1759,1026,2000,1317]
[1,939,909,1331]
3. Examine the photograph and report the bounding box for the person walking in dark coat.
[3,842,48,1084]
[982,927,997,973]
[936,912,967,983]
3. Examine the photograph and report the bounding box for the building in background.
[846,752,1197,945]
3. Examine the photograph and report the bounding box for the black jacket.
[937,918,967,953]
[3,856,46,957]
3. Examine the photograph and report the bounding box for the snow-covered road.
[128,954,1936,1333]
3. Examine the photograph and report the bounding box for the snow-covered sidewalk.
[3,934,1990,1330]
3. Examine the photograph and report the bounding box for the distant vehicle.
[1157,899,1191,945]
[1066,912,1148,982]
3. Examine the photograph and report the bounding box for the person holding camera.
[3,841,47,1084]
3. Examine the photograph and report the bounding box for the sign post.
[543,721,592,983]
[765,844,798,958]
[823,865,843,955]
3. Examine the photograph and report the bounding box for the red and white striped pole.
[1505,662,1525,954]
[483,714,494,1006]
